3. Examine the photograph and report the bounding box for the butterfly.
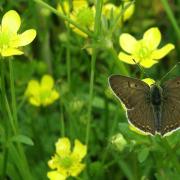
[109,75,180,136]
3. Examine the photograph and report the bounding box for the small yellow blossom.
[142,78,155,86]
[118,27,175,68]
[102,2,134,22]
[70,0,94,37]
[121,1,135,22]
[57,1,70,14]
[0,10,36,57]
[25,75,59,106]
[102,3,119,19]
[110,133,127,151]
[47,137,87,180]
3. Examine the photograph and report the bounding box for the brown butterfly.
[109,75,180,136]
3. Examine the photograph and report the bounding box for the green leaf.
[138,147,149,163]
[10,134,34,146]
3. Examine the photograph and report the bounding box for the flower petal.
[140,59,157,68]
[119,33,137,53]
[1,48,23,56]
[123,2,135,21]
[2,10,21,33]
[25,80,40,96]
[72,139,87,162]
[73,0,88,11]
[102,3,118,19]
[118,52,136,64]
[70,163,85,177]
[56,138,71,157]
[42,90,59,106]
[41,75,54,90]
[142,78,155,86]
[50,90,60,101]
[47,171,66,180]
[29,97,41,106]
[12,29,37,47]
[143,27,161,50]
[151,43,175,60]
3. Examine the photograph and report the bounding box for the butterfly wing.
[161,77,180,136]
[109,75,156,135]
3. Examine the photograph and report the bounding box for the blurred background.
[0,0,180,179]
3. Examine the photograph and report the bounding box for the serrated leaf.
[11,134,34,146]
[138,148,149,163]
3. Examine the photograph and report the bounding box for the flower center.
[76,8,94,28]
[59,156,73,169]
[134,41,151,60]
[40,89,51,101]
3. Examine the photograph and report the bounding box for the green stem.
[34,0,94,38]
[8,59,32,180]
[85,0,103,146]
[110,1,135,35]
[8,59,18,131]
[1,143,8,180]
[4,95,17,135]
[66,31,71,90]
[60,101,65,137]
[85,49,97,145]
[0,60,8,180]
[161,0,180,39]
[109,48,129,76]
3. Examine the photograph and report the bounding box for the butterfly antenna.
[160,62,180,82]
[132,59,150,78]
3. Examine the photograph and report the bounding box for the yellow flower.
[25,75,59,106]
[57,1,70,14]
[121,1,135,22]
[102,3,119,19]
[70,0,94,37]
[0,10,36,57]
[118,27,175,68]
[47,137,87,180]
[142,78,155,86]
[102,2,134,22]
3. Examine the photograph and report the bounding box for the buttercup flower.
[57,1,70,15]
[70,0,94,37]
[25,75,59,106]
[118,27,175,68]
[0,10,36,56]
[47,137,87,180]
[102,1,134,22]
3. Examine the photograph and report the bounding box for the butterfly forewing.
[109,75,156,135]
[161,77,180,135]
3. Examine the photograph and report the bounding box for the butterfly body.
[150,85,162,106]
[109,75,180,136]
[150,85,162,132]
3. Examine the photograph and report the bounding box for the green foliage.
[0,0,180,179]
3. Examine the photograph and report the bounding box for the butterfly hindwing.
[161,77,180,135]
[109,75,156,135]
[127,101,156,135]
